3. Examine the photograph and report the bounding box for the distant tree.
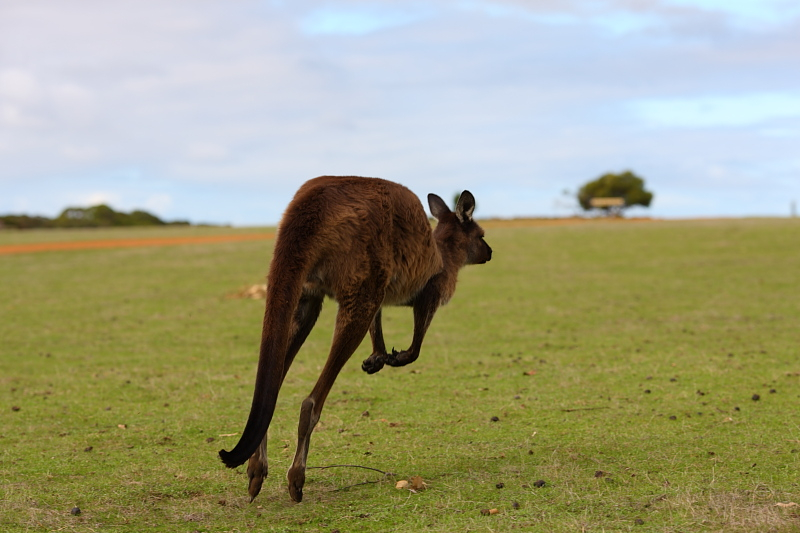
[0,215,55,229]
[129,209,168,226]
[2,205,190,230]
[577,171,653,217]
[54,204,172,227]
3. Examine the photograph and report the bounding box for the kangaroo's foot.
[247,454,268,502]
[385,348,419,368]
[361,351,386,374]
[287,465,306,502]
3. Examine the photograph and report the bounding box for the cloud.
[661,0,800,28]
[0,68,41,103]
[60,144,101,162]
[0,0,798,223]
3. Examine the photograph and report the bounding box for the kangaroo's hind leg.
[287,292,383,502]
[247,289,324,501]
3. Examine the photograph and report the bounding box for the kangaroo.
[218,176,492,502]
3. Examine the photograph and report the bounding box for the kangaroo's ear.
[455,190,476,223]
[428,193,450,220]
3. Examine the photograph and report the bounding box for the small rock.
[70,507,81,516]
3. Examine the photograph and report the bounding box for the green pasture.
[1,218,799,532]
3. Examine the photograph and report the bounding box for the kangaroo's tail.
[218,222,315,468]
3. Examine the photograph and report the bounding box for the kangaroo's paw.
[361,352,386,374]
[287,466,306,503]
[247,456,268,502]
[385,348,418,367]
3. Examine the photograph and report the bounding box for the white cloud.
[0,69,41,102]
[51,83,96,124]
[661,0,800,28]
[60,144,101,162]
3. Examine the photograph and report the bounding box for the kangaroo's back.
[281,176,443,306]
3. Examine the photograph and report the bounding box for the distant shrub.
[1,205,190,229]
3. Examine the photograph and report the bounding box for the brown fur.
[218,176,492,502]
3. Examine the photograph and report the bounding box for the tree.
[1,205,190,229]
[577,171,653,217]
[53,204,183,227]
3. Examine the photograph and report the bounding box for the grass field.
[1,218,799,532]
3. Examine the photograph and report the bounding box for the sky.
[1,0,798,225]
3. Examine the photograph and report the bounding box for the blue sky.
[1,0,798,225]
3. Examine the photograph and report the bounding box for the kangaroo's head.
[428,190,492,266]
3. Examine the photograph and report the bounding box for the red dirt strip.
[0,233,275,256]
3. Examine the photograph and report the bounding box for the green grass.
[2,219,800,532]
